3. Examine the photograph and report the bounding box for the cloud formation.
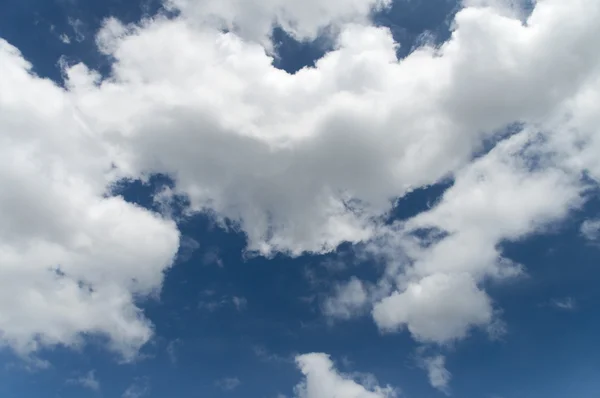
[294,353,397,398]
[419,355,451,394]
[2,0,600,376]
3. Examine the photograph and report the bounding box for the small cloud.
[232,296,247,311]
[67,370,100,391]
[253,345,290,363]
[340,355,354,368]
[215,377,241,392]
[67,17,86,42]
[122,377,149,398]
[551,297,576,311]
[202,247,224,267]
[59,33,71,44]
[581,219,600,241]
[322,277,370,321]
[419,355,451,395]
[177,236,200,263]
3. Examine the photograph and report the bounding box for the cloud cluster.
[2,0,600,378]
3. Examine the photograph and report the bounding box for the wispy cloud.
[253,345,291,364]
[581,219,600,242]
[551,297,577,311]
[67,370,100,391]
[215,377,241,392]
[166,339,182,364]
[199,295,248,312]
[419,355,451,395]
[122,377,150,398]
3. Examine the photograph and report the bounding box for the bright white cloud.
[0,40,180,359]
[373,272,493,343]
[294,353,398,398]
[2,0,600,370]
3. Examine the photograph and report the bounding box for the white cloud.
[165,0,391,45]
[373,273,493,343]
[294,353,398,398]
[419,355,451,394]
[322,277,369,320]
[551,297,577,311]
[0,40,180,359]
[3,0,600,364]
[369,126,584,342]
[59,33,71,44]
[199,294,248,312]
[67,370,100,391]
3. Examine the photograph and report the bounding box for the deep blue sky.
[1,1,600,398]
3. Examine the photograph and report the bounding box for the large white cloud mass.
[0,40,180,359]
[1,0,600,368]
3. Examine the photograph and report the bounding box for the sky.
[0,0,600,397]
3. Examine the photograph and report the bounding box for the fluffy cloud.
[165,0,391,44]
[65,0,600,259]
[3,0,600,368]
[373,273,493,342]
[294,353,397,398]
[0,40,180,358]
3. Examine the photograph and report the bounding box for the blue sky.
[1,0,600,398]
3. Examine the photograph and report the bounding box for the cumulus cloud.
[0,40,180,359]
[373,273,493,343]
[3,0,600,366]
[165,0,391,44]
[66,0,600,259]
[294,353,398,398]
